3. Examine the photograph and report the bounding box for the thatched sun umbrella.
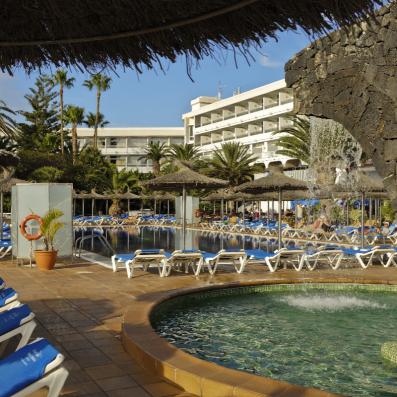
[116,190,140,213]
[143,168,227,249]
[237,171,308,249]
[333,173,385,247]
[0,2,378,74]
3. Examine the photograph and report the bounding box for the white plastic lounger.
[0,304,36,351]
[111,253,134,272]
[0,338,69,397]
[0,241,12,258]
[203,249,248,275]
[125,249,169,278]
[0,288,19,313]
[163,250,205,276]
[344,246,397,269]
[303,248,345,270]
[248,248,305,272]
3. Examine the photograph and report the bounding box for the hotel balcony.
[194,101,293,135]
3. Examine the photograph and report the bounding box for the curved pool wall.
[152,283,397,397]
[122,279,397,397]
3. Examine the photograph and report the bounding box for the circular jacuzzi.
[151,284,397,397]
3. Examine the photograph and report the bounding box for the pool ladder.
[74,231,115,257]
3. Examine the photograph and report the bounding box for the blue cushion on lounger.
[224,248,244,253]
[0,288,17,307]
[139,249,162,254]
[114,253,134,262]
[0,338,60,397]
[202,252,217,261]
[0,304,32,336]
[245,249,274,260]
[342,247,372,256]
[180,250,201,254]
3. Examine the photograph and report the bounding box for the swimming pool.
[152,284,397,397]
[76,226,322,257]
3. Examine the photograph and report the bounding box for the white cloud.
[259,55,284,68]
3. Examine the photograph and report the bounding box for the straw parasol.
[143,168,227,248]
[0,2,378,74]
[237,171,308,249]
[333,172,385,247]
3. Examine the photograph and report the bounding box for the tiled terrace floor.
[3,258,397,396]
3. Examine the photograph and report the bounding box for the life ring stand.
[19,214,43,241]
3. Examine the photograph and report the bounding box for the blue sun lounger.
[0,338,68,397]
[0,304,36,351]
[202,249,248,275]
[0,288,19,312]
[124,249,171,278]
[246,248,305,272]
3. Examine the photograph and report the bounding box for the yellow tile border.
[122,277,395,397]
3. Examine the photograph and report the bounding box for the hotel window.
[108,137,126,148]
[170,137,184,145]
[150,137,168,145]
[128,137,147,147]
[98,138,106,148]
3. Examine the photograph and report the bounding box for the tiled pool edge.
[122,278,396,397]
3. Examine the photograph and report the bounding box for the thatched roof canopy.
[237,172,308,194]
[0,1,380,73]
[333,172,384,193]
[115,190,140,200]
[143,168,227,191]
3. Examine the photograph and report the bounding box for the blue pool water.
[152,284,397,397]
[76,226,324,257]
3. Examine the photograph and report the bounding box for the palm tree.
[168,143,201,164]
[205,142,259,186]
[0,100,18,138]
[272,116,310,163]
[111,169,139,193]
[139,141,169,176]
[65,105,85,163]
[84,112,109,128]
[50,70,75,155]
[83,74,112,149]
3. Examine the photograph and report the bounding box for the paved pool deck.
[3,257,397,397]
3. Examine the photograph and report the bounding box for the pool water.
[76,226,279,256]
[76,226,315,256]
[152,285,397,397]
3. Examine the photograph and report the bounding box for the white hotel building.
[183,79,304,172]
[77,127,184,173]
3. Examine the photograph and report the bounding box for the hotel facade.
[182,79,304,173]
[76,127,184,173]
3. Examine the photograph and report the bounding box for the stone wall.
[285,3,397,208]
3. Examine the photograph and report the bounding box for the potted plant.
[34,209,64,271]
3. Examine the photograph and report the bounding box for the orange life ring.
[19,214,43,241]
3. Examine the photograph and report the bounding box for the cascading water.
[307,117,363,222]
[308,116,362,193]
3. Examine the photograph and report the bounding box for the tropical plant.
[168,143,201,163]
[83,112,109,128]
[49,70,75,155]
[382,200,395,223]
[139,141,169,176]
[39,209,64,251]
[0,136,17,153]
[0,100,18,138]
[272,116,310,164]
[65,105,85,163]
[18,76,60,152]
[83,74,112,148]
[71,146,114,192]
[204,142,259,186]
[31,166,64,182]
[111,169,139,194]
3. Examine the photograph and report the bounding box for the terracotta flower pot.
[34,250,58,271]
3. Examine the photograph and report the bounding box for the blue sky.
[1,30,311,127]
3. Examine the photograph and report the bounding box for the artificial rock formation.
[285,3,397,208]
